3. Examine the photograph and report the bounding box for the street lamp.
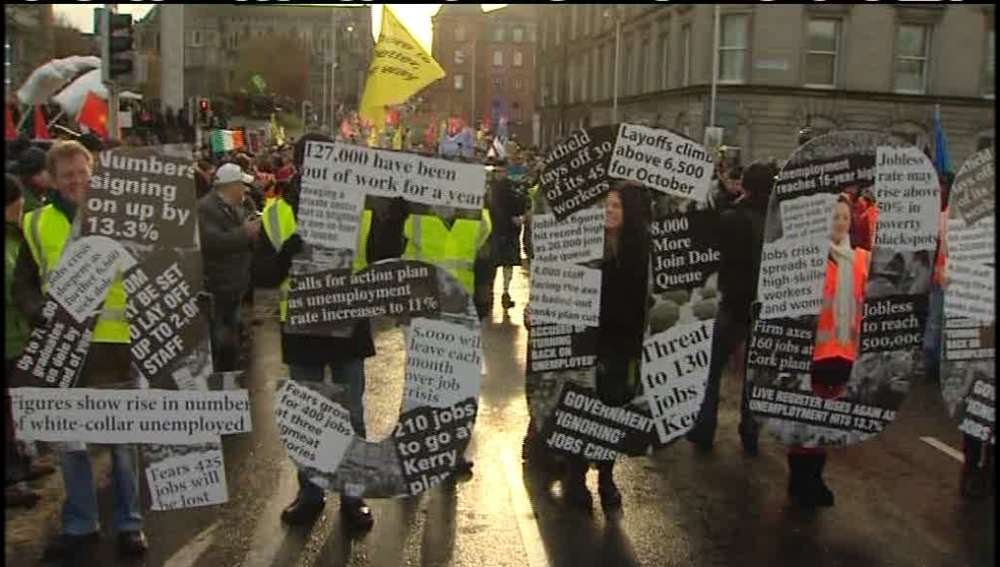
[603,6,624,125]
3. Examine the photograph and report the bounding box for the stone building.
[135,5,372,114]
[426,5,539,144]
[537,4,994,167]
[5,5,54,95]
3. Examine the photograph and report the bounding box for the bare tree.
[51,14,98,58]
[232,33,311,101]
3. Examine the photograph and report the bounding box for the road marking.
[500,448,549,567]
[920,437,965,463]
[163,521,220,567]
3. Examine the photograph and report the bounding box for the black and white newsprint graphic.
[746,132,940,447]
[274,140,486,498]
[539,126,617,220]
[527,124,720,460]
[940,148,995,445]
[10,145,252,511]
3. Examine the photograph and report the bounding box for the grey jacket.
[197,191,253,300]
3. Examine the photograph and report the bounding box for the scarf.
[829,237,855,345]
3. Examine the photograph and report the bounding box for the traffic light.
[198,99,210,125]
[101,11,134,84]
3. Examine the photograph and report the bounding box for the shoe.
[960,467,988,499]
[41,533,99,562]
[341,497,374,532]
[788,453,834,508]
[281,495,325,526]
[738,423,759,457]
[502,293,515,309]
[598,479,622,512]
[5,484,40,508]
[562,471,593,510]
[117,530,148,557]
[686,432,713,453]
[454,457,474,481]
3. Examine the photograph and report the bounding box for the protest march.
[3,3,994,567]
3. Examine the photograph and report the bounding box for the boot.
[562,461,592,510]
[597,462,622,513]
[788,453,834,507]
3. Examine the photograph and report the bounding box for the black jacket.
[717,195,767,323]
[253,222,375,366]
[197,192,254,300]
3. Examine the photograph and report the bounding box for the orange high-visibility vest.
[814,247,870,363]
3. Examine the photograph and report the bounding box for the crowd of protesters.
[3,116,990,564]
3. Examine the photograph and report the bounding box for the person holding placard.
[561,183,650,513]
[787,195,870,507]
[12,141,147,559]
[257,133,377,532]
[688,161,777,454]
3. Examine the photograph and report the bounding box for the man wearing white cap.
[197,162,261,371]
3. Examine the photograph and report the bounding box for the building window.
[513,51,523,67]
[895,24,930,94]
[580,52,589,102]
[455,49,465,65]
[514,77,524,91]
[635,37,647,94]
[568,58,576,104]
[605,43,614,99]
[682,24,691,87]
[529,25,537,43]
[976,132,994,151]
[805,19,839,87]
[658,32,669,90]
[985,29,994,97]
[553,66,560,104]
[512,102,522,121]
[570,5,578,40]
[493,78,503,91]
[494,26,505,42]
[454,74,465,91]
[622,39,633,96]
[513,27,524,43]
[592,47,601,100]
[493,50,504,67]
[455,26,466,42]
[719,14,748,83]
[191,30,202,47]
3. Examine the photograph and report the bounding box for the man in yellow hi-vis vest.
[12,141,147,559]
[401,203,491,477]
[402,205,492,317]
[257,134,377,531]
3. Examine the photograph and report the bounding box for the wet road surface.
[5,268,995,566]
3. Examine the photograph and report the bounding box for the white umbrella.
[52,69,106,120]
[16,56,101,107]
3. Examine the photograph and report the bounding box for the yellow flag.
[392,127,403,150]
[367,126,379,148]
[359,6,445,128]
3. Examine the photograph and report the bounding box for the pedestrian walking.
[687,160,778,454]
[197,162,261,372]
[256,133,376,531]
[488,163,527,310]
[12,141,147,560]
[561,183,650,513]
[787,195,870,507]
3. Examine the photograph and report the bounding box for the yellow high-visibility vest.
[401,210,492,295]
[22,204,129,343]
[262,197,372,322]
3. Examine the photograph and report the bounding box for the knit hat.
[6,174,24,206]
[14,146,47,176]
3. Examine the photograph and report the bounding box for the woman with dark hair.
[788,195,870,507]
[562,182,651,513]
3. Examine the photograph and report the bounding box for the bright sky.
[52,4,506,52]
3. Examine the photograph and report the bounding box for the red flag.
[447,117,463,136]
[339,118,354,140]
[385,108,400,128]
[5,105,16,141]
[33,106,50,140]
[77,91,109,139]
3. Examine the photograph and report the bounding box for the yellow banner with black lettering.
[359,6,445,129]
